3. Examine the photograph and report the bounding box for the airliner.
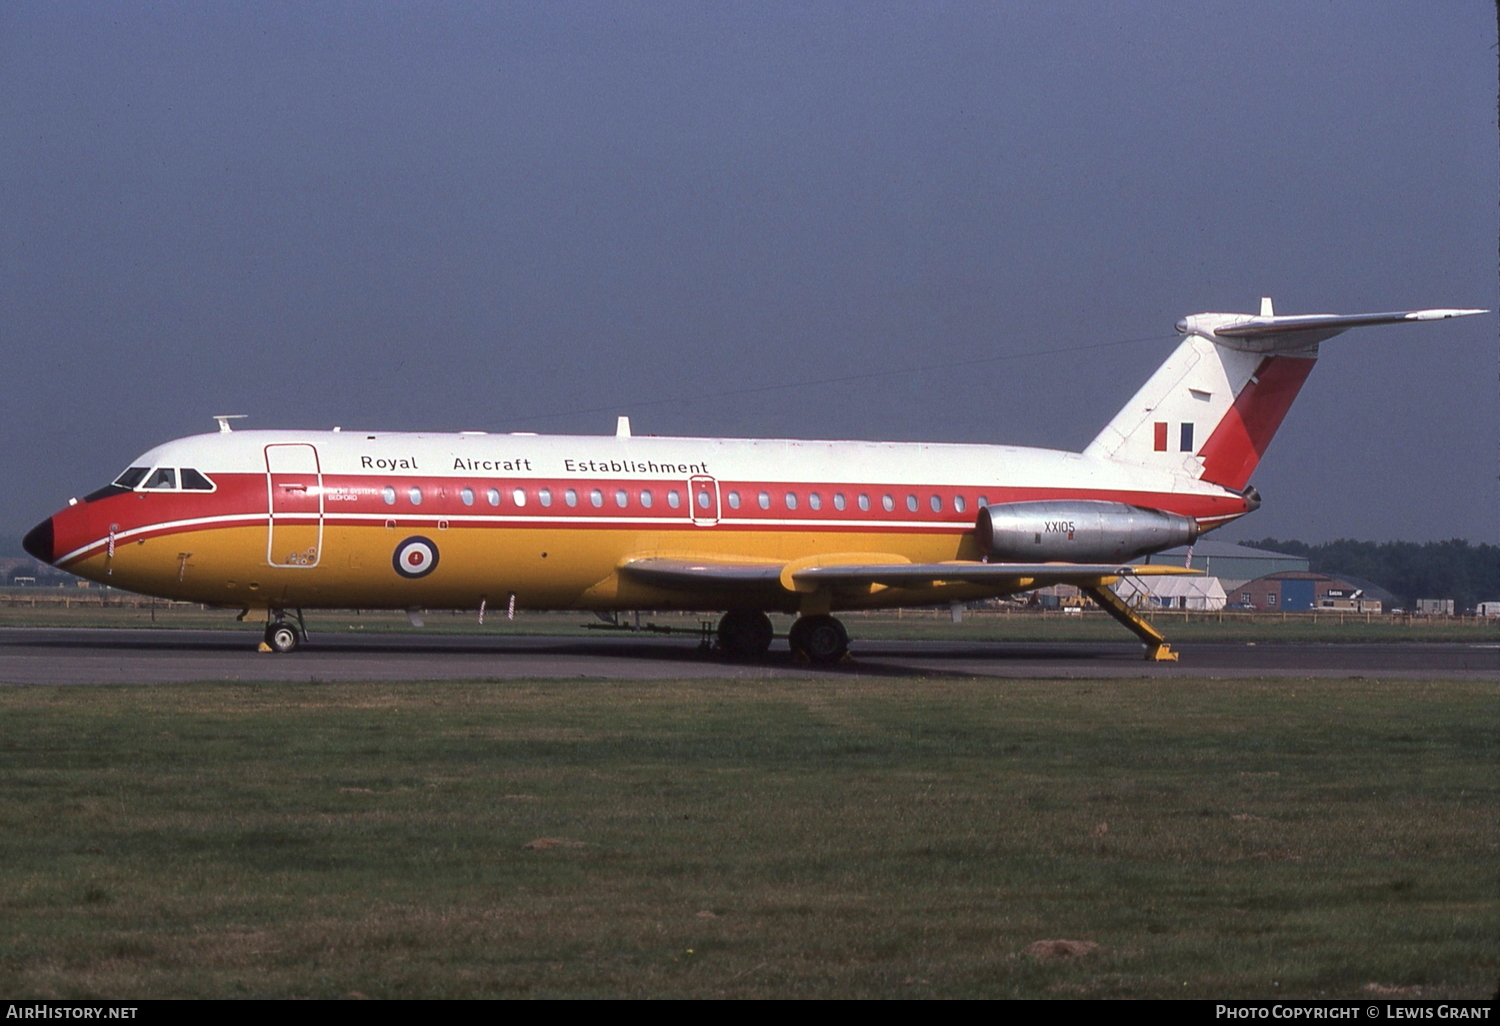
[22,301,1484,662]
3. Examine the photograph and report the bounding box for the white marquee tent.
[1115,575,1227,611]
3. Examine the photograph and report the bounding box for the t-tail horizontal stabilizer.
[1176,306,1488,353]
[1085,302,1487,492]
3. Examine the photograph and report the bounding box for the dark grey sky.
[3,1,1495,543]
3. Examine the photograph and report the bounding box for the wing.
[790,561,1196,587]
[618,555,1196,600]
[619,557,785,592]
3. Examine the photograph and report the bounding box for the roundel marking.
[392,536,439,578]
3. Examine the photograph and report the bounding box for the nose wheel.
[261,609,307,653]
[263,621,301,653]
[788,614,849,663]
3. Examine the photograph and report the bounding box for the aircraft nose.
[22,517,54,564]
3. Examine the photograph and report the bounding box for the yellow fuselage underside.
[74,523,1012,614]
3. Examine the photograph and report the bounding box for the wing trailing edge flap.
[619,556,1197,596]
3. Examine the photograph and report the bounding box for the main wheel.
[717,611,775,660]
[264,621,301,654]
[788,614,849,663]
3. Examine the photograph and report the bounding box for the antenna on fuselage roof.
[616,416,631,438]
[213,415,247,433]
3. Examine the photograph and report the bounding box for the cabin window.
[460,487,475,506]
[512,488,527,507]
[590,489,604,508]
[882,495,895,512]
[408,486,423,505]
[538,488,553,507]
[758,491,771,510]
[114,467,149,489]
[930,495,942,512]
[565,488,578,507]
[179,468,214,491]
[727,491,741,509]
[615,489,628,508]
[833,493,846,511]
[486,488,501,506]
[143,468,177,490]
[667,490,681,509]
[978,496,989,507]
[858,494,870,511]
[640,490,653,508]
[784,492,798,510]
[953,495,966,513]
[697,490,711,510]
[808,492,822,511]
[906,495,918,512]
[383,486,397,505]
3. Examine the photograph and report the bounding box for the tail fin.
[1084,302,1486,491]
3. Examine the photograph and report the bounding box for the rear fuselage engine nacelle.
[977,500,1200,563]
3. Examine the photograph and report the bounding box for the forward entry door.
[266,443,323,567]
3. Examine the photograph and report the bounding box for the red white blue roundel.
[392,536,439,578]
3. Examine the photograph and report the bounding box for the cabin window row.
[380,485,691,509]
[727,491,975,514]
[377,484,990,515]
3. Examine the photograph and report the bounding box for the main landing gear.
[787,614,850,664]
[260,610,307,654]
[716,611,775,660]
[714,611,851,663]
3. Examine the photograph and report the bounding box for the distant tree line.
[1242,538,1499,612]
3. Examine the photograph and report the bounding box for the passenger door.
[265,443,323,568]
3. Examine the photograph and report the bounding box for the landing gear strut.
[788,614,849,664]
[1081,584,1179,661]
[717,611,775,660]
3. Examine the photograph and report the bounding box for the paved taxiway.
[1,628,1495,684]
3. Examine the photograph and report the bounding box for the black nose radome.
[22,518,54,564]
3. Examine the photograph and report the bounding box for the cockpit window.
[143,468,177,490]
[180,468,215,491]
[114,467,149,489]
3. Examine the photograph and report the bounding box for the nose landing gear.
[260,609,307,653]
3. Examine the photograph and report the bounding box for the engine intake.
[977,500,1200,563]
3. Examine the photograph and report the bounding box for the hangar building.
[1234,571,1394,613]
[1136,540,1308,591]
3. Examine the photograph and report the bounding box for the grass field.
[0,675,1494,998]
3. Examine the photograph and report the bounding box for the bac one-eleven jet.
[23,301,1485,662]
